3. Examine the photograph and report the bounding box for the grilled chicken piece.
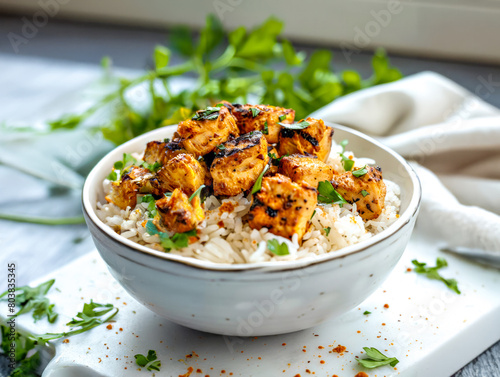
[331,166,386,220]
[278,155,335,188]
[220,102,295,144]
[155,188,205,233]
[165,139,191,160]
[106,166,154,210]
[143,141,168,165]
[267,146,280,174]
[278,117,334,162]
[177,106,239,157]
[155,154,206,196]
[248,174,317,242]
[211,132,269,196]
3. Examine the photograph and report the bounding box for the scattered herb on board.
[279,120,310,130]
[411,258,461,294]
[352,165,369,178]
[145,221,197,252]
[357,347,399,369]
[339,139,354,172]
[0,279,58,323]
[363,310,371,315]
[267,239,290,256]
[317,181,347,206]
[47,15,402,147]
[135,350,162,371]
[324,227,331,236]
[251,165,270,195]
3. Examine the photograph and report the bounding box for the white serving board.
[11,226,500,377]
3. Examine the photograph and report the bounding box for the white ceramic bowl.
[82,123,421,336]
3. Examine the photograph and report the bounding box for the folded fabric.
[311,71,500,256]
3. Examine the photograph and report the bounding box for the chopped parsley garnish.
[339,139,354,171]
[141,160,162,173]
[279,114,287,121]
[0,279,58,323]
[411,258,461,294]
[263,121,269,134]
[217,144,226,150]
[135,350,162,371]
[140,194,157,218]
[352,165,368,178]
[107,171,117,181]
[363,310,371,315]
[357,347,399,369]
[189,184,206,202]
[279,120,310,130]
[268,152,287,166]
[361,190,369,197]
[317,181,347,207]
[250,107,261,117]
[324,227,331,236]
[108,153,137,181]
[267,239,290,256]
[163,138,170,143]
[251,165,269,195]
[145,221,197,252]
[310,209,316,221]
[192,106,221,121]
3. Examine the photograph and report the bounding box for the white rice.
[96,144,401,264]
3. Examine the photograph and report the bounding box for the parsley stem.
[0,213,86,225]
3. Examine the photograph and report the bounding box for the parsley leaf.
[361,190,369,197]
[189,184,206,202]
[310,209,316,221]
[107,170,117,181]
[268,152,287,166]
[279,114,287,121]
[324,227,331,236]
[263,121,269,135]
[250,107,261,117]
[140,194,157,218]
[339,139,354,171]
[192,106,221,121]
[353,165,368,178]
[279,120,310,130]
[363,310,371,315]
[411,258,461,294]
[317,181,347,206]
[109,153,138,180]
[135,350,162,371]
[267,239,290,256]
[217,144,226,150]
[357,347,399,369]
[145,221,197,252]
[0,279,58,323]
[141,161,162,173]
[251,165,269,194]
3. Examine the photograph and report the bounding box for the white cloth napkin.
[311,71,500,257]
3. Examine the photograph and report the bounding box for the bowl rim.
[82,123,421,272]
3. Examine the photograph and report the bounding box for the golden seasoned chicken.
[210,131,269,196]
[331,166,386,220]
[278,117,334,162]
[155,188,205,233]
[165,139,191,160]
[278,155,335,188]
[106,166,154,210]
[143,140,168,165]
[155,154,206,196]
[220,102,295,144]
[248,174,317,242]
[177,106,239,157]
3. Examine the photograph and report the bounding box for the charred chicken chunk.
[248,174,317,242]
[278,117,334,162]
[220,102,295,144]
[106,166,154,210]
[155,154,206,196]
[331,166,386,220]
[278,155,335,188]
[155,188,205,233]
[143,141,168,166]
[211,131,269,196]
[177,106,239,157]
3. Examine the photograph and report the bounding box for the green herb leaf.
[140,194,157,218]
[411,258,461,294]
[250,107,261,117]
[267,239,290,256]
[279,120,310,130]
[324,227,331,236]
[154,45,171,70]
[189,184,206,202]
[145,221,196,252]
[363,310,371,315]
[107,170,118,181]
[192,107,221,121]
[353,166,368,178]
[310,209,316,221]
[141,161,162,173]
[361,190,369,197]
[135,350,162,371]
[0,279,58,323]
[317,181,347,206]
[339,139,354,171]
[263,121,269,135]
[251,165,269,195]
[357,347,399,369]
[217,144,226,150]
[279,114,287,121]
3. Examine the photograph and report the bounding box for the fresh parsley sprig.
[278,120,310,130]
[145,221,197,252]
[140,194,157,218]
[411,258,461,294]
[267,239,290,256]
[357,347,399,369]
[352,165,368,178]
[135,350,162,371]
[107,153,137,181]
[317,181,347,206]
[339,139,354,172]
[251,165,270,194]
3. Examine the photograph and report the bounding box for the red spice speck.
[119,327,123,331]
[62,339,69,344]
[384,304,389,308]
[382,323,386,326]
[320,360,325,364]
[305,369,311,374]
[106,324,112,330]
[258,357,261,360]
[178,367,194,377]
[317,346,324,349]
[332,345,347,354]
[406,268,412,272]
[217,220,224,228]
[221,370,226,374]
[196,369,202,373]
[282,343,286,346]
[355,372,369,377]
[357,330,361,333]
